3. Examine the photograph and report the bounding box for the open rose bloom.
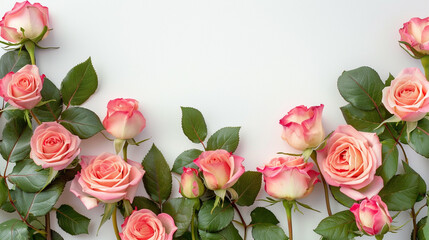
[400,17,429,55]
[382,68,429,122]
[120,209,177,240]
[70,153,145,209]
[317,125,383,201]
[257,156,319,200]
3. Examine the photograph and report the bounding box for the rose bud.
[0,64,44,109]
[30,122,81,171]
[70,153,145,209]
[399,17,429,55]
[350,195,392,236]
[194,149,245,191]
[179,167,205,198]
[317,125,383,201]
[102,98,146,140]
[257,156,319,200]
[0,1,49,43]
[382,68,429,122]
[120,209,177,240]
[279,104,325,151]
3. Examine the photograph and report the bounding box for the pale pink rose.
[350,195,392,236]
[0,64,44,109]
[30,122,81,171]
[382,68,429,122]
[194,149,245,190]
[70,153,145,209]
[103,98,146,139]
[179,167,205,198]
[279,104,325,151]
[400,17,429,55]
[120,209,177,240]
[317,125,383,201]
[257,156,319,200]
[0,1,49,43]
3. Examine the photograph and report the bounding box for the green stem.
[310,151,332,216]
[421,55,429,80]
[283,200,293,240]
[191,212,196,240]
[24,41,36,65]
[112,206,121,240]
[232,203,247,240]
[123,141,129,162]
[30,110,42,125]
[45,213,51,240]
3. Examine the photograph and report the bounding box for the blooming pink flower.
[400,17,429,55]
[279,104,325,151]
[179,167,205,198]
[70,153,144,209]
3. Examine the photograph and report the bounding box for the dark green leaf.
[59,107,104,139]
[0,50,31,78]
[0,219,29,240]
[142,144,172,204]
[417,217,427,240]
[174,232,192,240]
[56,204,90,235]
[250,207,279,225]
[1,201,15,213]
[2,107,25,121]
[0,117,32,163]
[385,73,394,87]
[172,149,202,174]
[0,178,7,207]
[198,199,234,232]
[181,107,208,144]
[199,223,242,240]
[408,118,429,157]
[207,127,240,152]
[32,78,63,122]
[32,230,64,240]
[231,171,261,206]
[60,57,98,106]
[97,203,116,233]
[252,223,288,240]
[8,159,55,192]
[163,198,198,237]
[329,186,356,208]
[131,196,160,214]
[340,104,385,134]
[313,210,358,240]
[379,173,419,211]
[403,162,426,202]
[376,139,398,184]
[337,66,384,110]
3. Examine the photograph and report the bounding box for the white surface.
[0,0,428,239]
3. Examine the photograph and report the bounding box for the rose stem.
[283,200,293,240]
[191,212,197,240]
[232,203,247,240]
[24,41,36,65]
[112,206,121,240]
[123,141,129,162]
[45,213,51,240]
[30,110,42,125]
[420,55,429,80]
[310,151,332,216]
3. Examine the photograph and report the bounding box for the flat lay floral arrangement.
[1,2,429,240]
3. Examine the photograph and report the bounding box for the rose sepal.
[399,41,427,59]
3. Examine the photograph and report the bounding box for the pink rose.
[179,167,205,199]
[120,209,177,240]
[70,153,145,209]
[350,195,392,236]
[30,122,81,171]
[399,17,429,55]
[279,104,325,151]
[0,64,44,109]
[103,98,146,140]
[194,149,245,190]
[0,1,49,43]
[317,125,383,201]
[257,156,319,200]
[382,68,429,122]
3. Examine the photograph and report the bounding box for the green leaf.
[131,196,160,214]
[0,50,31,78]
[1,201,15,213]
[250,207,279,225]
[56,204,90,235]
[231,171,261,206]
[252,223,288,240]
[0,219,29,240]
[181,107,208,144]
[32,230,64,240]
[59,107,104,139]
[376,139,398,184]
[163,198,198,237]
[0,117,32,163]
[207,127,240,152]
[403,162,426,202]
[0,178,7,207]
[408,118,429,157]
[172,149,202,174]
[2,107,25,121]
[32,78,63,122]
[8,159,55,192]
[337,66,384,110]
[378,173,419,211]
[329,186,356,208]
[417,217,427,240]
[142,144,172,204]
[174,232,192,240]
[60,57,98,106]
[385,73,394,87]
[199,223,243,240]
[198,199,234,232]
[13,180,65,217]
[313,210,358,240]
[340,104,385,134]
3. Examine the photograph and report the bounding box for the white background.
[0,0,428,239]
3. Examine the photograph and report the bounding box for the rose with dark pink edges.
[400,17,429,55]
